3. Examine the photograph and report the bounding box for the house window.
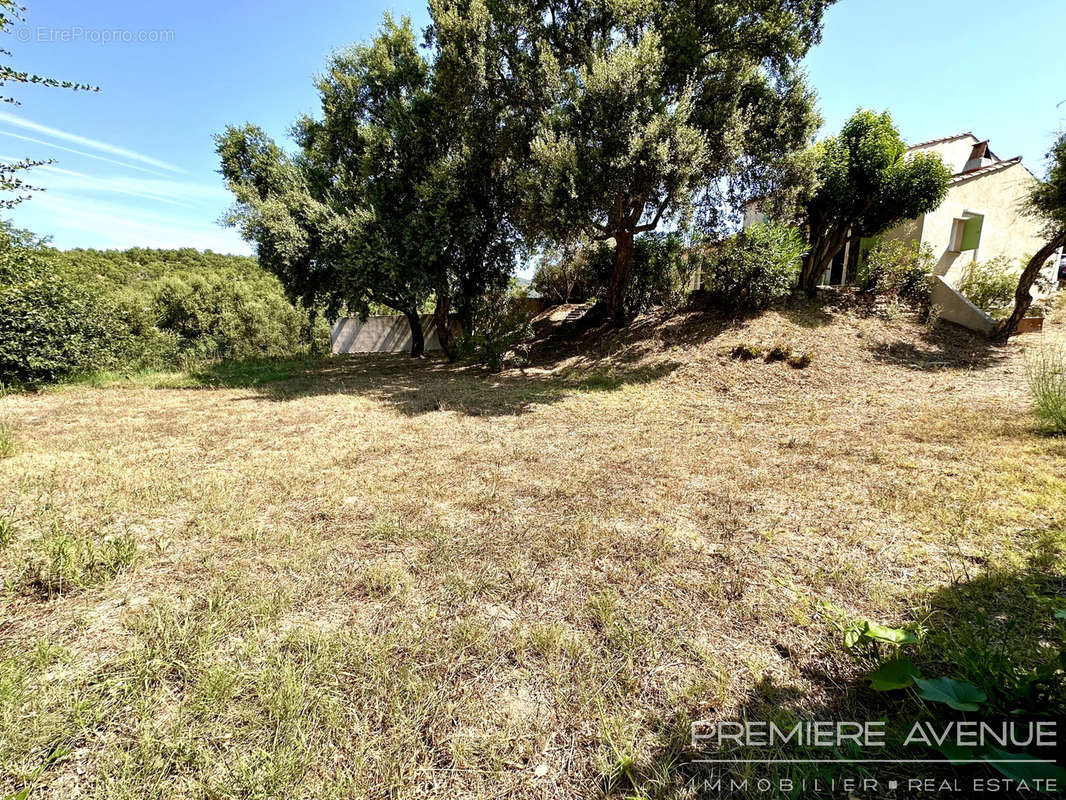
[949,214,984,253]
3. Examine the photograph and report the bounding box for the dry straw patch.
[0,302,1064,798]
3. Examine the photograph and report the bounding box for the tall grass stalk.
[1028,346,1066,433]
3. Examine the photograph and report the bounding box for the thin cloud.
[0,112,185,174]
[33,164,197,208]
[0,131,171,176]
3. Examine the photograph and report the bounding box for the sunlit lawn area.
[1,303,1064,798]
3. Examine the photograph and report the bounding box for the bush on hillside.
[0,233,330,386]
[152,274,307,361]
[856,240,934,303]
[457,284,535,371]
[958,256,1018,316]
[628,232,696,312]
[703,223,805,310]
[0,224,128,385]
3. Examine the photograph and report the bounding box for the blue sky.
[2,0,1064,255]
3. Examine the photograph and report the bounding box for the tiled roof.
[907,132,975,151]
[949,156,1023,184]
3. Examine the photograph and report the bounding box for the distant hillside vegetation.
[0,226,327,386]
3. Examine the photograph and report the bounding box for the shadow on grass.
[191,351,683,417]
[618,534,1066,798]
[868,319,1011,372]
[189,355,327,388]
[286,356,679,416]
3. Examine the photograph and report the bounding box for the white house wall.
[920,163,1044,285]
[908,135,979,174]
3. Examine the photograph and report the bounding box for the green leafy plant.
[958,256,1019,315]
[1027,346,1066,434]
[457,286,535,371]
[856,239,935,304]
[854,606,1066,784]
[704,223,805,310]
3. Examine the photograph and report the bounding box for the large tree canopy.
[798,109,951,294]
[446,0,833,324]
[217,15,518,357]
[994,131,1066,341]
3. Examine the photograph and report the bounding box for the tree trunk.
[404,308,425,358]
[432,287,455,362]
[800,230,848,296]
[605,229,635,326]
[992,231,1066,343]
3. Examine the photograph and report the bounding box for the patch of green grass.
[360,561,413,599]
[26,526,136,597]
[47,355,325,392]
[0,516,15,549]
[1028,346,1066,434]
[0,419,13,459]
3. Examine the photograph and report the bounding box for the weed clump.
[1028,347,1066,434]
[730,344,762,361]
[27,527,137,597]
[0,515,15,548]
[765,344,792,362]
[787,352,813,369]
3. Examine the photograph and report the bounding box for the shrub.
[958,256,1018,315]
[0,224,129,385]
[856,240,934,303]
[704,223,805,310]
[1028,346,1066,434]
[151,273,306,362]
[628,232,696,312]
[458,284,535,371]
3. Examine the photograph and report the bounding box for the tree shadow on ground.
[200,351,684,417]
[868,318,1013,372]
[619,534,1066,798]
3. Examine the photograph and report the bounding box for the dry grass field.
[1,300,1065,798]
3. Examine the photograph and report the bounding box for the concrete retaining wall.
[330,315,461,354]
[931,275,994,336]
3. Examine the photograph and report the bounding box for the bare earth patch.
[1,301,1064,798]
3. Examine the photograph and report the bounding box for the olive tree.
[460,0,833,324]
[799,110,951,294]
[218,15,518,357]
[994,131,1066,342]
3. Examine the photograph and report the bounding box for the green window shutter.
[961,215,983,251]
